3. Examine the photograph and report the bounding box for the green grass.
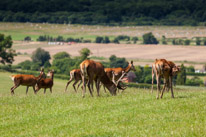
[0,72,206,136]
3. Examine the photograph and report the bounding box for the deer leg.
[50,88,52,93]
[160,79,167,99]
[103,85,107,93]
[10,82,20,95]
[73,80,78,92]
[170,77,174,98]
[95,78,101,96]
[156,76,160,99]
[87,80,93,97]
[64,77,73,92]
[44,89,46,94]
[32,86,37,94]
[151,66,155,93]
[77,80,82,90]
[26,86,29,95]
[82,76,86,98]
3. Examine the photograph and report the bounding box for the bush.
[18,60,33,70]
[102,36,110,43]
[161,35,167,45]
[132,37,138,44]
[113,38,119,44]
[196,38,201,45]
[184,39,190,45]
[24,36,31,41]
[53,52,70,60]
[116,35,130,41]
[95,36,104,43]
[143,32,159,44]
[186,76,203,86]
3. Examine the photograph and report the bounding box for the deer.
[10,68,45,95]
[35,70,54,94]
[151,59,181,99]
[103,61,136,92]
[65,69,82,93]
[80,59,127,98]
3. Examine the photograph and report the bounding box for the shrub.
[184,39,190,45]
[196,38,201,45]
[53,52,70,60]
[132,37,138,44]
[113,38,119,44]
[95,36,104,43]
[102,36,110,43]
[161,35,167,45]
[143,32,159,44]
[24,36,31,41]
[116,35,130,41]
[186,76,203,86]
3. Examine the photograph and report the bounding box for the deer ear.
[131,61,133,64]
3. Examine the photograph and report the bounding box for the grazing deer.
[151,59,181,99]
[35,70,54,94]
[65,69,82,93]
[103,61,136,92]
[10,69,45,95]
[80,59,126,98]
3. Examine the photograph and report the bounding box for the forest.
[0,0,206,25]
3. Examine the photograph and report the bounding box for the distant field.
[1,22,206,41]
[0,72,206,136]
[12,41,206,69]
[1,22,206,69]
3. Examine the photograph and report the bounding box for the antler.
[112,71,127,87]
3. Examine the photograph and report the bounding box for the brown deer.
[35,70,54,94]
[151,59,181,99]
[103,61,136,92]
[65,69,82,93]
[80,59,126,98]
[10,69,45,95]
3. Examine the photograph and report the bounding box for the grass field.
[1,72,206,136]
[1,22,206,41]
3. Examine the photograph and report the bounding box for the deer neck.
[123,64,131,73]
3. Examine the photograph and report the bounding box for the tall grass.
[0,72,206,136]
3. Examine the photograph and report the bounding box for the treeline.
[0,0,206,26]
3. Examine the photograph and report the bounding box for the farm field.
[0,71,206,136]
[1,22,206,69]
[13,41,206,69]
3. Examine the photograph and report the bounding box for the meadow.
[1,71,206,136]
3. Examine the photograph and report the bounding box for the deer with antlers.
[35,70,55,94]
[64,69,82,93]
[10,68,45,95]
[103,61,136,92]
[80,59,126,98]
[151,59,181,99]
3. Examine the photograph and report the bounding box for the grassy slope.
[0,72,206,136]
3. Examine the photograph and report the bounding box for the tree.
[143,32,159,44]
[31,48,51,66]
[196,38,201,45]
[95,36,104,43]
[109,55,128,68]
[79,48,91,60]
[176,64,186,85]
[53,52,70,60]
[24,36,31,41]
[0,34,16,64]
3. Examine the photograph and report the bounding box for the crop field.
[0,72,206,136]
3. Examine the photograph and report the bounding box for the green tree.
[143,32,159,44]
[132,37,138,44]
[53,52,70,60]
[0,34,16,64]
[79,48,91,60]
[95,36,104,43]
[196,38,201,45]
[161,35,167,45]
[109,55,128,68]
[184,39,190,45]
[31,48,51,66]
[186,65,195,73]
[176,64,186,85]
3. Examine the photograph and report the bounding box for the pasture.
[1,71,206,136]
